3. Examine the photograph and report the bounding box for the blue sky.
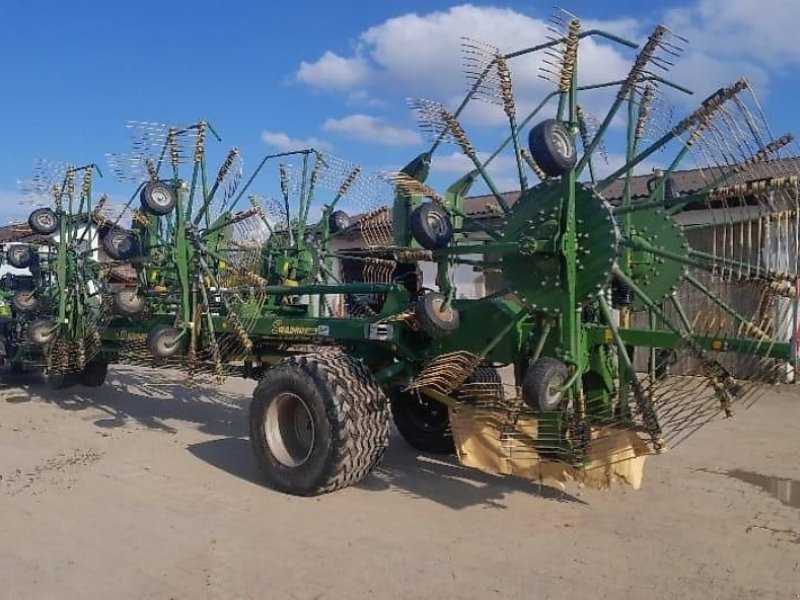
[1,0,799,222]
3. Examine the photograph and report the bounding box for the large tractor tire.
[249,348,389,496]
[45,372,79,390]
[390,386,454,455]
[390,366,503,455]
[80,356,109,387]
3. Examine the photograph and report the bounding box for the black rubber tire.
[409,202,453,250]
[27,319,55,345]
[390,366,503,455]
[11,291,37,313]
[390,386,454,455]
[46,372,79,390]
[249,349,389,496]
[28,207,59,235]
[414,292,459,338]
[140,181,177,216]
[146,324,183,358]
[528,119,577,177]
[521,357,569,412]
[6,245,33,269]
[9,361,24,376]
[328,210,351,234]
[80,357,108,387]
[102,228,140,261]
[113,288,145,317]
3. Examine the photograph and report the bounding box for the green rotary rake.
[99,119,386,382]
[237,13,800,496]
[378,14,800,480]
[4,161,112,386]
[7,11,800,499]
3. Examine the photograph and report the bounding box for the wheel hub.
[622,207,688,310]
[265,392,316,467]
[151,188,171,207]
[502,181,618,313]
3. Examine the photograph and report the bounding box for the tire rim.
[423,208,451,244]
[10,248,29,264]
[264,392,316,467]
[118,290,142,311]
[150,186,172,208]
[543,376,565,410]
[15,293,34,308]
[551,127,575,160]
[430,296,455,323]
[30,323,53,345]
[406,391,448,433]
[111,233,133,255]
[35,213,55,230]
[155,331,177,356]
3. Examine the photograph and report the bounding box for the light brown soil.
[1,365,798,599]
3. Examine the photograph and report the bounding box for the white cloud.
[261,131,332,152]
[296,4,637,127]
[667,0,800,68]
[661,0,800,100]
[322,114,421,146]
[296,51,370,91]
[293,3,800,170]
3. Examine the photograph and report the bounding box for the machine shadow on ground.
[1,365,585,509]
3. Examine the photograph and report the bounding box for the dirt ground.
[0,365,798,600]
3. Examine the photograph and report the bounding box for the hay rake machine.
[237,15,800,496]
[97,119,390,381]
[6,12,800,498]
[0,161,114,386]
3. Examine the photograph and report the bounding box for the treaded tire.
[521,357,569,411]
[80,356,108,387]
[102,228,140,261]
[410,202,453,250]
[328,210,351,234]
[6,245,33,269]
[28,207,59,235]
[27,318,55,345]
[391,366,502,455]
[12,291,37,313]
[528,119,577,177]
[249,348,389,496]
[414,292,459,338]
[390,386,454,455]
[114,288,146,316]
[146,324,183,358]
[140,181,177,216]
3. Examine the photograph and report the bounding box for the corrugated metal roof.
[0,223,50,245]
[462,156,800,215]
